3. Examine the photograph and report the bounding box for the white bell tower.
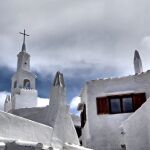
[8,30,37,111]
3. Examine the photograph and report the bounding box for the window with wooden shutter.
[96,97,109,114]
[96,93,146,115]
[133,93,146,111]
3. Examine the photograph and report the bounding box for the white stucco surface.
[63,143,92,150]
[17,51,30,71]
[14,88,37,109]
[4,95,12,112]
[11,107,49,125]
[120,97,150,150]
[11,70,36,91]
[0,111,52,147]
[81,71,150,150]
[47,85,80,148]
[11,106,80,128]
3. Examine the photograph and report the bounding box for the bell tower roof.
[17,30,31,71]
[19,29,29,52]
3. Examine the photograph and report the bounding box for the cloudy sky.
[1,0,150,114]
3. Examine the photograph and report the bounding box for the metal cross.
[19,29,29,43]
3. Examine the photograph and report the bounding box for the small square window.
[122,97,133,112]
[110,98,121,114]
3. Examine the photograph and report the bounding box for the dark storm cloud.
[0,67,13,92]
[36,73,52,98]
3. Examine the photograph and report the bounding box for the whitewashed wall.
[14,89,37,109]
[81,71,150,150]
[0,111,53,147]
[120,97,150,150]
[11,70,36,92]
[11,69,37,110]
[48,86,80,148]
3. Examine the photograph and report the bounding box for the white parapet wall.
[0,111,53,147]
[14,88,37,109]
[120,97,150,150]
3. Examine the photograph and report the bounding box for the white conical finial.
[19,29,29,52]
[53,71,65,87]
[134,50,143,74]
[4,95,12,112]
[5,95,10,103]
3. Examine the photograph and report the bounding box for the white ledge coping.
[0,142,5,147]
[16,140,39,146]
[87,70,150,83]
[0,138,50,149]
[64,142,93,150]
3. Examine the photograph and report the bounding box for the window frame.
[108,94,134,114]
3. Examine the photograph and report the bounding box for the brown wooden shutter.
[133,93,146,111]
[96,97,109,114]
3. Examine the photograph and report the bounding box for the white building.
[1,30,90,150]
[79,50,150,150]
[4,30,37,111]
